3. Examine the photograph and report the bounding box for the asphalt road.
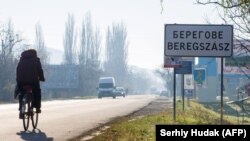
[0,95,156,141]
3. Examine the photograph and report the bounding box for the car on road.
[114,87,126,98]
[97,77,116,99]
[160,90,169,96]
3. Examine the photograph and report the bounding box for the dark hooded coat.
[16,49,45,83]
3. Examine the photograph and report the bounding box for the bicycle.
[20,85,39,131]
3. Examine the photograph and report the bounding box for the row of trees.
[0,12,133,101]
[62,13,129,96]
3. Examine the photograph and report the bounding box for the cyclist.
[16,49,45,119]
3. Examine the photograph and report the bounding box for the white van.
[97,77,116,99]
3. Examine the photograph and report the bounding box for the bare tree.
[34,22,49,65]
[0,19,22,102]
[78,18,86,66]
[105,22,128,86]
[0,19,22,65]
[196,0,250,9]
[78,12,102,96]
[63,13,77,65]
[195,0,250,43]
[155,68,173,96]
[79,12,94,66]
[196,0,250,78]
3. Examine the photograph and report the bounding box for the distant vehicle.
[160,90,169,96]
[114,87,126,98]
[97,77,116,99]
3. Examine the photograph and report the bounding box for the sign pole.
[182,74,185,111]
[173,68,176,121]
[221,57,224,124]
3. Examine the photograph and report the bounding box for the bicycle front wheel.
[22,100,30,131]
[31,109,39,129]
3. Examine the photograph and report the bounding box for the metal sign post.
[182,74,185,111]
[221,57,224,124]
[173,68,176,121]
[175,61,193,112]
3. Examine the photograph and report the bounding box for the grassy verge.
[70,99,250,141]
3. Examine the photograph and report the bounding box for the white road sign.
[164,24,233,57]
[184,74,194,90]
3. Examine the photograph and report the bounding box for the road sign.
[185,89,194,98]
[193,68,206,84]
[164,24,233,57]
[184,74,194,89]
[175,61,192,74]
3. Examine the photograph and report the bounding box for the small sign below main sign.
[175,61,193,74]
[193,68,206,85]
[164,24,233,57]
[184,74,194,90]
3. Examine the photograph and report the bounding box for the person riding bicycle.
[16,49,45,119]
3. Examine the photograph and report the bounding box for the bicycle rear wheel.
[31,109,39,129]
[22,98,30,131]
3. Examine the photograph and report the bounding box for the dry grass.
[70,99,250,141]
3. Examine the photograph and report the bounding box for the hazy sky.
[0,0,220,69]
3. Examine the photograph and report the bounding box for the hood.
[21,49,37,59]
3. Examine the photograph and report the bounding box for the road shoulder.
[70,96,172,141]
